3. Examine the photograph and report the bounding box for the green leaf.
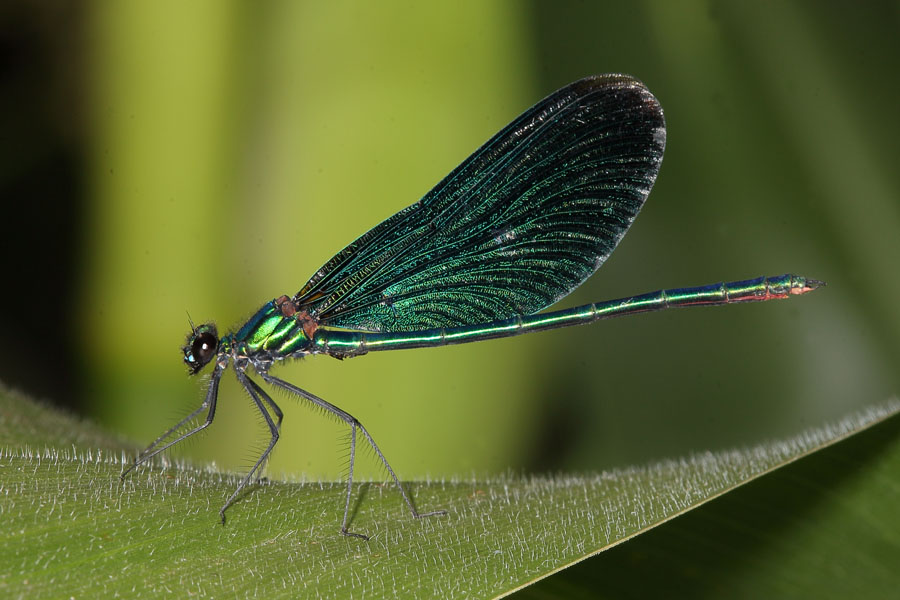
[520,396,900,599]
[2,385,897,599]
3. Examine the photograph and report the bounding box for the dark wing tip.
[571,73,666,144]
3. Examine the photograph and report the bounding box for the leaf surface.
[2,386,897,599]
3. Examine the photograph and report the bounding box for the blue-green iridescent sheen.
[220,76,821,363]
[292,75,666,333]
[229,302,310,356]
[308,274,820,357]
[135,74,821,538]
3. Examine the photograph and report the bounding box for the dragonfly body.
[223,274,820,365]
[122,74,822,540]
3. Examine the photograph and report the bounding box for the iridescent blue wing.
[294,74,666,332]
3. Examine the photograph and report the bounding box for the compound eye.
[192,331,218,365]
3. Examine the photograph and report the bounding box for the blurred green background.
[2,0,898,485]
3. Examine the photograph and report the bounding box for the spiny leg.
[121,364,224,479]
[259,372,446,540]
[252,377,283,482]
[242,374,284,483]
[259,385,284,430]
[221,369,280,524]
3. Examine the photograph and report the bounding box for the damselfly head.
[183,323,219,374]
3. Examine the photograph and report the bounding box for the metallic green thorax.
[222,301,312,358]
